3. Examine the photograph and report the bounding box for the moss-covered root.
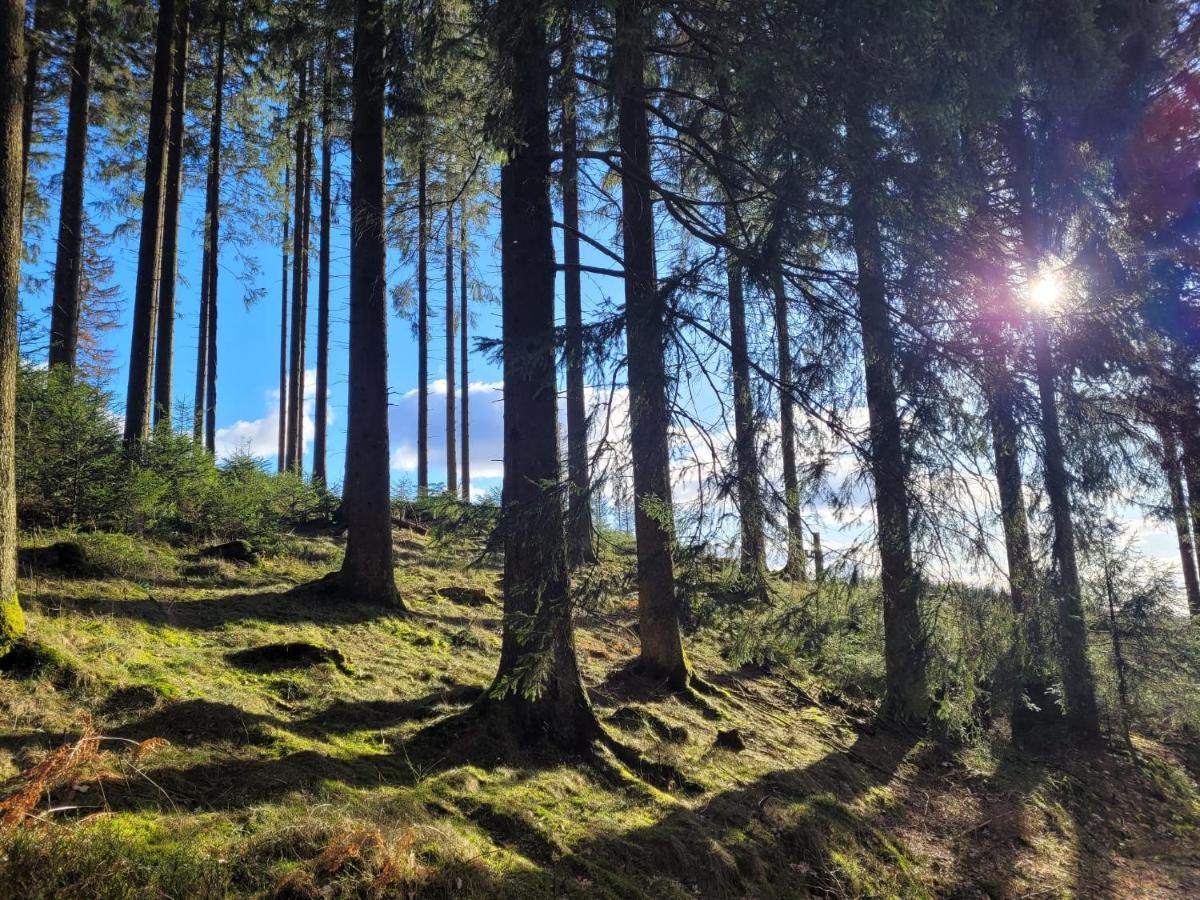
[0,591,25,657]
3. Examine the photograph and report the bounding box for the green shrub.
[16,366,338,544]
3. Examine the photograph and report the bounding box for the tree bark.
[1007,106,1100,742]
[726,240,765,575]
[286,64,308,474]
[460,200,470,500]
[1177,429,1200,610]
[561,1,595,566]
[417,151,429,495]
[1,0,26,655]
[488,0,596,747]
[293,109,314,471]
[844,83,928,723]
[616,0,690,686]
[770,264,805,579]
[124,0,177,445]
[277,165,290,468]
[445,198,457,494]
[338,0,399,606]
[48,0,93,370]
[1031,319,1101,740]
[18,0,44,217]
[153,0,190,428]
[1161,422,1200,615]
[201,11,225,455]
[314,61,332,486]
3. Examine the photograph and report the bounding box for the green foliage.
[15,367,336,545]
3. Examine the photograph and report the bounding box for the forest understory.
[1,525,1198,900]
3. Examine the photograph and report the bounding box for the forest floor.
[1,527,1199,898]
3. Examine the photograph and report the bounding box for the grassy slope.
[1,529,1199,899]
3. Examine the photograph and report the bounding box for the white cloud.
[214,368,327,462]
[390,379,505,482]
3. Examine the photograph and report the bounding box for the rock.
[199,540,256,564]
[715,728,746,752]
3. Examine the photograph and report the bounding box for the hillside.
[1,528,1199,899]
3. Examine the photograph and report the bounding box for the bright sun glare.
[1029,271,1063,310]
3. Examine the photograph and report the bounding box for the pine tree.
[123,0,178,445]
[615,0,691,687]
[337,0,399,607]
[153,0,190,428]
[0,0,26,655]
[486,0,597,747]
[47,0,95,370]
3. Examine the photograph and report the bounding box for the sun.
[1029,271,1064,310]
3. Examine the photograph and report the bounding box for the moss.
[0,590,25,656]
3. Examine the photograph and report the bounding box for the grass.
[1,527,1199,898]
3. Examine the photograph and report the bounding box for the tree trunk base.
[308,569,406,611]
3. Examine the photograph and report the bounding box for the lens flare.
[1029,272,1063,310]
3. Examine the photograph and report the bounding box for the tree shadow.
[501,726,925,896]
[24,584,401,631]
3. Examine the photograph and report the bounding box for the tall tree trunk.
[417,151,429,495]
[561,0,595,565]
[1030,320,1100,740]
[0,0,26,655]
[771,264,805,579]
[1007,106,1100,742]
[292,113,313,472]
[1160,422,1200,615]
[844,84,928,723]
[488,0,596,747]
[286,65,308,474]
[314,61,331,486]
[716,101,764,577]
[277,165,290,469]
[338,0,399,606]
[18,0,44,217]
[1178,428,1200,606]
[47,1,93,370]
[616,0,690,686]
[460,200,469,500]
[445,198,457,494]
[201,10,225,455]
[153,0,189,428]
[984,358,1048,744]
[124,0,177,445]
[726,240,765,574]
[194,207,211,440]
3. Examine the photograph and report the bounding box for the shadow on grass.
[24,583,401,631]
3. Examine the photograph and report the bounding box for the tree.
[153,0,191,427]
[286,61,309,475]
[459,198,469,500]
[615,0,691,687]
[336,0,399,607]
[486,0,596,747]
[445,195,457,495]
[123,0,178,445]
[560,2,595,565]
[1155,420,1200,616]
[843,62,928,723]
[194,7,227,452]
[276,164,289,467]
[47,0,95,370]
[313,56,332,486]
[1,0,26,655]
[417,149,429,494]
